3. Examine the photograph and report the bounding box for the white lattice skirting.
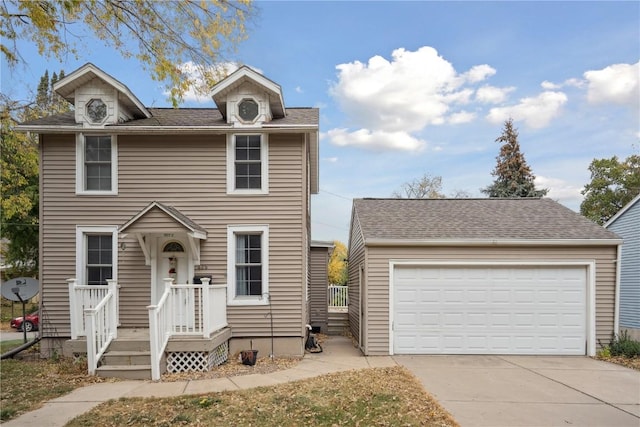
[166,341,229,373]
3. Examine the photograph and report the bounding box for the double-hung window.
[227,225,269,305]
[227,134,268,194]
[76,226,118,286]
[76,134,117,195]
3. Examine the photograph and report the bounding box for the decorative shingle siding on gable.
[606,196,640,331]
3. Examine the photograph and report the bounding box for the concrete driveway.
[395,355,640,427]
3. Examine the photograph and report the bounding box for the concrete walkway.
[396,354,640,427]
[3,336,396,427]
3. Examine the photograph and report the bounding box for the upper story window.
[76,134,118,195]
[237,98,259,123]
[86,99,107,124]
[227,134,268,195]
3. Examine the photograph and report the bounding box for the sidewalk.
[3,336,396,427]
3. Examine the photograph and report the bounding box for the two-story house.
[18,63,319,380]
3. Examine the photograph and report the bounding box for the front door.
[155,236,192,327]
[154,236,189,299]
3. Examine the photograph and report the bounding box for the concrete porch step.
[96,364,152,380]
[107,338,150,352]
[101,350,151,366]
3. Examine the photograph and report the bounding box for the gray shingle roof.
[353,198,620,241]
[21,107,318,128]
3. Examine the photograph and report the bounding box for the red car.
[10,311,39,332]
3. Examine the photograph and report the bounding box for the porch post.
[107,279,118,339]
[201,277,211,338]
[67,278,79,339]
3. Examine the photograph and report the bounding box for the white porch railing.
[328,285,349,312]
[68,278,120,340]
[148,277,228,380]
[83,280,118,375]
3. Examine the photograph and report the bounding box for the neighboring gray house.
[18,63,320,379]
[347,198,621,357]
[605,194,640,341]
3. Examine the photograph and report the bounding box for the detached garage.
[347,198,621,357]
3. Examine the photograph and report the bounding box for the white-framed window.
[227,225,269,305]
[76,226,118,286]
[226,134,268,194]
[76,134,118,195]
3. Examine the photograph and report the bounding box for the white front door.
[154,237,193,329]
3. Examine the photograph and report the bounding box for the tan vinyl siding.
[309,247,329,332]
[363,245,617,355]
[40,132,309,338]
[347,210,366,345]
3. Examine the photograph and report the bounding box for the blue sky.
[2,1,639,244]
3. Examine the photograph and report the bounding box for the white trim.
[76,133,118,195]
[227,225,269,306]
[367,238,622,247]
[16,125,319,134]
[387,260,597,357]
[53,63,151,118]
[76,226,118,286]
[226,133,269,195]
[614,244,622,334]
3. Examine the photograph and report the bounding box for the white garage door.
[393,266,586,355]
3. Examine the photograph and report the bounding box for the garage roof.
[353,198,620,243]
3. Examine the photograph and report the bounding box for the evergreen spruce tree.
[482,118,548,198]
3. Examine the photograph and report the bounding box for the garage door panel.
[393,266,586,355]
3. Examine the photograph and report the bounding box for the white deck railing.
[69,276,227,380]
[68,278,119,339]
[148,278,228,380]
[328,285,349,312]
[84,280,118,375]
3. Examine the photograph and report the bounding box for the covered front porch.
[65,276,229,381]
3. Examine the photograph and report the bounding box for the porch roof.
[120,201,207,240]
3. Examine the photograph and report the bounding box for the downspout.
[614,243,622,335]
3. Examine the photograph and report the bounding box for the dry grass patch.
[68,367,458,427]
[595,355,640,371]
[163,354,301,381]
[0,355,112,421]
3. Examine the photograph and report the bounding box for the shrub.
[608,330,640,358]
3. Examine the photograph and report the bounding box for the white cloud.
[584,61,640,106]
[535,175,583,204]
[486,91,568,128]
[541,80,560,90]
[323,157,339,163]
[564,78,584,88]
[462,64,496,83]
[295,86,303,93]
[327,128,426,152]
[328,46,498,151]
[448,110,476,124]
[476,85,515,104]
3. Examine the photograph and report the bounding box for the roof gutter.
[365,238,623,247]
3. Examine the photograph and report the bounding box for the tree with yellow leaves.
[328,240,348,285]
[1,0,254,106]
